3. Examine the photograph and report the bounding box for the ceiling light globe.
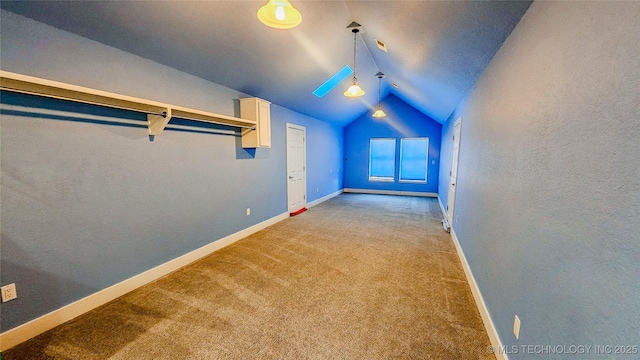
[344,83,365,97]
[257,0,302,29]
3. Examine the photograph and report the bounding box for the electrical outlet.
[246,208,251,216]
[513,315,521,339]
[316,188,319,193]
[1,283,17,303]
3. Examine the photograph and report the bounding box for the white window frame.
[399,137,429,184]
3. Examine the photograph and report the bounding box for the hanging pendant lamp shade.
[372,72,386,117]
[344,28,365,98]
[372,107,386,118]
[257,0,302,29]
[345,81,365,97]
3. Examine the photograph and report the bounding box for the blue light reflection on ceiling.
[312,65,353,98]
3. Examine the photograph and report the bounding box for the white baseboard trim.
[437,196,451,232]
[307,189,343,209]
[437,196,447,218]
[450,229,507,360]
[343,188,437,198]
[0,211,290,352]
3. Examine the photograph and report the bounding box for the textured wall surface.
[439,2,640,357]
[344,94,441,193]
[0,10,343,331]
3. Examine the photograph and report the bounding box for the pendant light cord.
[352,29,358,82]
[378,76,381,106]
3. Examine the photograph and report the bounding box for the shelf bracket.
[148,108,172,140]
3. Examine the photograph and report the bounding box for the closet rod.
[165,123,236,135]
[171,109,255,129]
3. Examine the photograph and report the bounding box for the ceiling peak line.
[342,0,382,77]
[341,0,356,27]
[344,22,383,82]
[359,29,382,78]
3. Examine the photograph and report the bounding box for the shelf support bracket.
[148,108,172,141]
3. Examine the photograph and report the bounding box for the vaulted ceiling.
[1,1,532,126]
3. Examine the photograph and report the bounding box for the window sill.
[369,178,395,182]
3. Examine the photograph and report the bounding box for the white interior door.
[447,118,462,225]
[287,123,306,213]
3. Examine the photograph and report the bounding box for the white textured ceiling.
[0,1,532,126]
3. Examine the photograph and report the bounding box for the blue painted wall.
[343,94,441,193]
[0,10,343,332]
[439,2,640,357]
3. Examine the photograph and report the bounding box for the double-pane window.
[368,137,429,183]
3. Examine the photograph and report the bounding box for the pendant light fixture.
[344,28,365,98]
[372,72,387,118]
[257,0,302,29]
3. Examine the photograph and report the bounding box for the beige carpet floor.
[4,194,495,359]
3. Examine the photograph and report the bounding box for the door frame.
[286,123,307,213]
[445,117,462,231]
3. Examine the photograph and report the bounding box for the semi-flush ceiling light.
[372,72,386,118]
[257,0,302,29]
[344,28,365,98]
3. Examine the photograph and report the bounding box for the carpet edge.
[307,189,343,209]
[343,188,437,197]
[438,195,505,360]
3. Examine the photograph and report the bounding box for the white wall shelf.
[0,70,258,140]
